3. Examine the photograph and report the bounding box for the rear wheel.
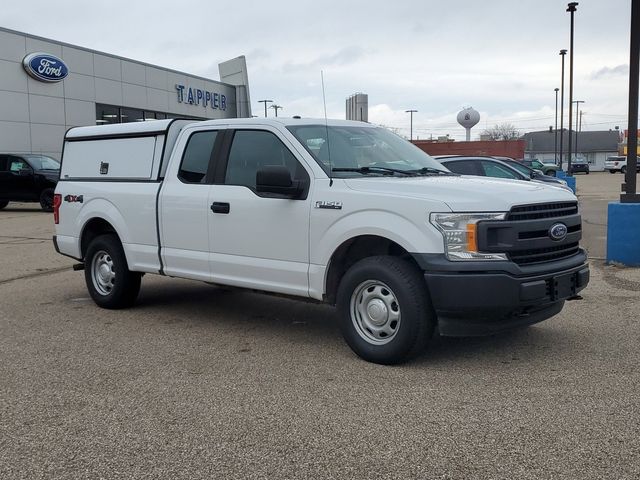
[609,170,616,174]
[39,188,54,212]
[337,256,435,364]
[0,201,8,210]
[621,166,627,174]
[85,234,141,309]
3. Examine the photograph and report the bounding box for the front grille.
[506,202,578,221]
[480,201,582,266]
[508,242,581,265]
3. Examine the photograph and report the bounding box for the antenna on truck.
[321,70,333,187]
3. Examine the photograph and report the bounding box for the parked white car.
[605,156,640,174]
[53,118,589,364]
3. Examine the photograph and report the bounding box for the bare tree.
[481,123,520,141]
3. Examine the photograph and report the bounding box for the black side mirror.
[256,165,304,198]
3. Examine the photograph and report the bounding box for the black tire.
[586,170,590,174]
[0,201,8,210]
[609,170,615,174]
[84,234,141,309]
[39,188,54,212]
[621,166,627,174]
[548,170,556,177]
[336,256,435,365]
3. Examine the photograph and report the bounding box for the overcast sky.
[4,0,632,139]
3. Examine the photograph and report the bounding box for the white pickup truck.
[53,118,589,364]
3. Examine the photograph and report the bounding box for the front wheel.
[84,234,141,309]
[621,166,627,174]
[39,188,54,212]
[336,256,435,364]
[609,170,615,174]
[548,170,556,177]
[0,201,8,210]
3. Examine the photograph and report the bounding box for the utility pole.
[559,49,567,170]
[567,2,578,177]
[258,99,273,118]
[573,100,585,161]
[270,104,283,117]
[405,109,418,141]
[554,87,559,163]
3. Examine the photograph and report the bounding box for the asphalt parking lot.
[1,172,639,479]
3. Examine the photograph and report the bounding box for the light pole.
[622,0,639,202]
[567,2,578,177]
[270,104,283,117]
[559,49,567,170]
[554,87,559,163]
[405,109,418,141]
[258,99,273,118]
[572,100,585,161]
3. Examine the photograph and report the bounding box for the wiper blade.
[405,167,457,176]
[331,166,416,176]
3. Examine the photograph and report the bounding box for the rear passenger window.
[178,131,217,183]
[444,160,479,176]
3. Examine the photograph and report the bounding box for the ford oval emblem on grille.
[549,223,568,241]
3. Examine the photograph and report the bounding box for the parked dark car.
[499,158,571,190]
[569,158,590,174]
[0,154,60,211]
[434,156,573,192]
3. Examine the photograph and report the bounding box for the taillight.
[53,194,62,224]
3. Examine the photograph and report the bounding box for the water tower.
[457,107,480,141]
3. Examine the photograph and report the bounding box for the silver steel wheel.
[350,280,401,345]
[91,250,115,296]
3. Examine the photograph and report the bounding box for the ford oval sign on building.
[22,52,69,82]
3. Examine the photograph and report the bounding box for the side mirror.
[256,165,305,198]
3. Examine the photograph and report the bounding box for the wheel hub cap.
[350,280,401,345]
[91,250,115,296]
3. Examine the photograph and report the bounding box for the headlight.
[430,212,508,261]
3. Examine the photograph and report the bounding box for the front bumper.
[414,251,590,336]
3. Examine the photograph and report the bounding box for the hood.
[344,175,576,212]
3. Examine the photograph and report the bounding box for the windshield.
[24,155,60,170]
[287,124,450,177]
[505,160,532,176]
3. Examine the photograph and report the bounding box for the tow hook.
[72,263,85,271]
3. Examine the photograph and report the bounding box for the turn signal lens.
[466,223,477,252]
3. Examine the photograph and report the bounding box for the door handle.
[210,202,230,214]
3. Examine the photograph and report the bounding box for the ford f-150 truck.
[53,118,589,364]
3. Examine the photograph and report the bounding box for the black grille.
[508,242,581,265]
[507,202,578,221]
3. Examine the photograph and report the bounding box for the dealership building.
[0,26,252,160]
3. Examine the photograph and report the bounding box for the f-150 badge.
[315,201,342,210]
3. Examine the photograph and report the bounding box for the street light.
[554,87,559,163]
[559,49,567,170]
[566,2,578,177]
[572,100,585,161]
[270,104,283,117]
[405,109,418,141]
[258,99,273,118]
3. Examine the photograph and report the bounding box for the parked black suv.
[0,154,60,211]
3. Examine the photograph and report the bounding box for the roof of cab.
[65,117,376,139]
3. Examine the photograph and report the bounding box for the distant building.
[346,93,368,122]
[522,129,620,171]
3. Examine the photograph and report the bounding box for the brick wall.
[412,139,526,159]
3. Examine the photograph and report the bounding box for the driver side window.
[224,130,306,190]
